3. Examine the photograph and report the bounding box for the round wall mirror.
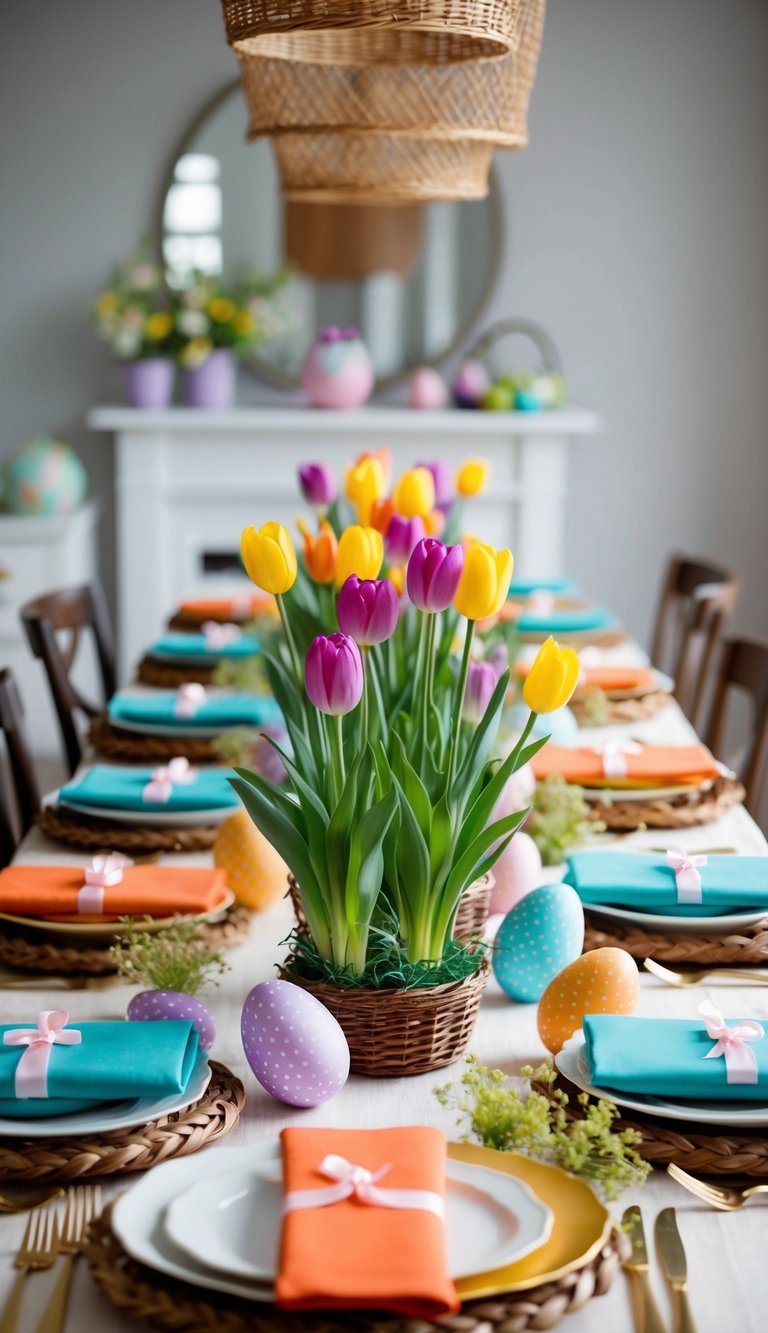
[161,82,503,388]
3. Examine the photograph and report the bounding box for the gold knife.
[655,1207,697,1333]
[622,1206,668,1333]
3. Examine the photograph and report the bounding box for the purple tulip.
[305,632,363,715]
[417,459,454,509]
[298,462,337,508]
[488,644,509,680]
[406,538,464,613]
[337,576,398,646]
[385,514,426,564]
[463,660,500,724]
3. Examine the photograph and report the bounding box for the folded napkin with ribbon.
[505,605,617,634]
[109,688,281,730]
[517,663,655,694]
[276,1126,459,1318]
[508,578,577,597]
[178,594,273,621]
[0,856,228,920]
[584,1007,768,1100]
[532,743,720,789]
[148,629,260,660]
[0,1014,199,1117]
[59,762,239,813]
[565,851,768,917]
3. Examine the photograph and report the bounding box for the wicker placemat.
[37,805,220,854]
[0,903,254,976]
[137,657,217,688]
[83,1201,627,1333]
[535,1072,768,1179]
[585,774,745,831]
[570,691,672,726]
[519,627,628,648]
[583,911,768,965]
[0,1062,244,1183]
[88,714,219,765]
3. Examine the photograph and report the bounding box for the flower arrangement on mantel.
[172,267,294,371]
[92,241,173,363]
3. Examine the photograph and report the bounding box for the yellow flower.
[241,522,297,595]
[522,636,580,714]
[144,311,173,341]
[345,457,385,525]
[95,291,117,315]
[233,310,254,337]
[457,457,490,497]
[392,467,435,519]
[179,337,212,368]
[387,565,405,596]
[454,540,514,620]
[334,525,383,587]
[209,297,236,323]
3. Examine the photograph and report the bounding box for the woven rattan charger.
[88,714,219,765]
[583,910,768,966]
[36,804,221,855]
[570,690,673,726]
[137,657,217,688]
[84,1200,627,1333]
[584,774,746,832]
[0,1062,244,1183]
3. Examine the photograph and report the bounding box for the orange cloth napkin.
[276,1126,459,1318]
[178,595,273,622]
[517,663,655,693]
[531,743,720,788]
[0,865,228,921]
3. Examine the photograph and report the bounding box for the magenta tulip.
[337,576,398,647]
[406,538,464,612]
[462,660,499,724]
[305,633,363,715]
[417,459,454,509]
[385,514,426,564]
[298,462,337,508]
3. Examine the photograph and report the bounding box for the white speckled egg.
[492,882,584,1003]
[127,989,216,1051]
[537,947,640,1054]
[489,830,542,915]
[241,979,350,1108]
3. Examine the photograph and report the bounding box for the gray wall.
[1,0,767,648]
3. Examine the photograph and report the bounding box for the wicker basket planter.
[288,873,492,942]
[275,130,495,204]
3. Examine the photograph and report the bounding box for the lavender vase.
[182,348,236,409]
[120,358,174,409]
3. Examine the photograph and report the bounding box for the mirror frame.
[159,79,505,390]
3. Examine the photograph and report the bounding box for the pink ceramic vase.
[301,327,374,409]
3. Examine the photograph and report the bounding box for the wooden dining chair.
[0,668,41,866]
[19,582,116,776]
[704,636,768,819]
[650,553,739,726]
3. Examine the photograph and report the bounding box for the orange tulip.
[423,509,446,537]
[369,497,395,535]
[387,565,406,596]
[302,518,337,584]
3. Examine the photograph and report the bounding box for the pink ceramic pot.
[301,327,374,409]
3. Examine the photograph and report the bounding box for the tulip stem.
[448,619,475,789]
[505,709,537,774]
[368,648,389,744]
[361,649,370,746]
[277,595,302,682]
[329,714,346,803]
[422,613,437,746]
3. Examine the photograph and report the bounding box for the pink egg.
[241,979,350,1108]
[127,989,216,1051]
[452,359,492,408]
[408,367,448,409]
[489,831,543,915]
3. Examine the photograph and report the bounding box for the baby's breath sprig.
[527,775,605,865]
[109,918,230,996]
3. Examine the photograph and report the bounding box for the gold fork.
[0,1207,59,1333]
[644,958,768,987]
[668,1163,768,1210]
[33,1184,102,1333]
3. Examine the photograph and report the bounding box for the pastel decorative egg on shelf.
[408,366,448,409]
[4,435,87,516]
[301,326,374,409]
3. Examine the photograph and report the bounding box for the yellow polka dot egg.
[214,809,289,910]
[537,947,640,1054]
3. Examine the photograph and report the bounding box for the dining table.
[1,634,767,1333]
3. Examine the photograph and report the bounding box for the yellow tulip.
[392,467,435,519]
[144,311,173,340]
[457,457,490,497]
[345,457,385,525]
[454,541,514,620]
[523,636,580,714]
[241,522,297,595]
[334,525,383,587]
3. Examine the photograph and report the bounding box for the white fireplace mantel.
[88,405,601,680]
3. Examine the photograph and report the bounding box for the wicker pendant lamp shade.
[275,133,495,204]
[284,201,425,278]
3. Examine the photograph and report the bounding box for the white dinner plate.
[583,901,768,937]
[0,889,235,939]
[112,1143,553,1304]
[556,1032,768,1128]
[56,796,235,828]
[582,781,710,803]
[0,1049,211,1139]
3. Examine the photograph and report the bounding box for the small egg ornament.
[127,989,216,1051]
[537,947,640,1054]
[408,366,448,409]
[489,830,542,915]
[241,979,350,1108]
[493,883,584,1002]
[452,359,491,409]
[214,809,289,911]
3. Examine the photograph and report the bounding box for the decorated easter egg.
[241,979,350,1108]
[537,947,640,1054]
[408,366,448,410]
[4,435,87,515]
[492,882,584,1002]
[452,359,491,409]
[489,830,542,915]
[214,809,289,910]
[301,327,374,409]
[127,988,216,1051]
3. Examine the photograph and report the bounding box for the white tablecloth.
[2,674,767,1333]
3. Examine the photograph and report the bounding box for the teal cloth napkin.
[109,691,281,730]
[515,606,616,633]
[508,578,578,596]
[149,632,260,660]
[59,764,240,813]
[0,1019,199,1118]
[565,852,768,917]
[583,1014,768,1101]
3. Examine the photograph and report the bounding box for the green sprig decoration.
[109,918,230,996]
[527,775,605,865]
[435,1055,650,1199]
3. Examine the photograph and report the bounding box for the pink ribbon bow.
[230,594,252,619]
[282,1155,444,1220]
[174,682,207,719]
[666,849,708,905]
[527,589,555,617]
[591,740,642,780]
[699,1001,764,1085]
[202,621,242,651]
[576,647,603,688]
[77,852,128,914]
[142,756,196,804]
[3,1011,82,1099]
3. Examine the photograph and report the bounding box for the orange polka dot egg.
[214,809,289,911]
[536,947,640,1054]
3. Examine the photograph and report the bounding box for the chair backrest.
[650,553,739,726]
[0,668,41,866]
[705,636,768,820]
[20,582,116,775]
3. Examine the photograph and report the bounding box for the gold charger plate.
[0,888,235,939]
[449,1142,611,1300]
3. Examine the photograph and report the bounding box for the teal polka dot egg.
[4,436,87,516]
[492,882,585,1003]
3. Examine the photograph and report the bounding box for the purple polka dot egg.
[241,979,350,1108]
[127,989,216,1051]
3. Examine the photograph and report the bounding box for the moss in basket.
[109,918,230,996]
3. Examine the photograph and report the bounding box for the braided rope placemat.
[583,911,768,965]
[534,1072,768,1178]
[585,774,745,831]
[137,657,217,688]
[570,691,673,726]
[0,1062,244,1183]
[36,806,220,855]
[518,627,629,648]
[88,714,219,765]
[83,1202,627,1333]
